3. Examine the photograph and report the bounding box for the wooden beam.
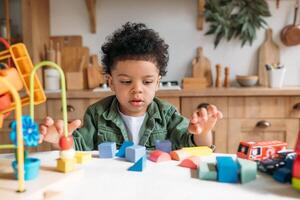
[4,0,11,43]
[197,0,205,30]
[85,0,96,33]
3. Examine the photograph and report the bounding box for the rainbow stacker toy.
[0,38,76,193]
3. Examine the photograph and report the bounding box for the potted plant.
[10,115,40,181]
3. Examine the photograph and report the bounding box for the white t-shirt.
[119,111,146,145]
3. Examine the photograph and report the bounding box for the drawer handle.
[256,120,271,128]
[293,103,300,110]
[197,103,210,110]
[61,105,75,112]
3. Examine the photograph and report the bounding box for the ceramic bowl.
[236,75,258,87]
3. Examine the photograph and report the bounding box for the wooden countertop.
[45,86,300,99]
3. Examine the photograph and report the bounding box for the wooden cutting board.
[87,55,105,89]
[50,35,83,47]
[192,47,212,86]
[61,46,89,72]
[258,28,280,86]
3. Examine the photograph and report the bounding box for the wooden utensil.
[280,0,300,46]
[258,28,280,86]
[224,66,230,88]
[215,64,222,88]
[192,47,212,86]
[50,35,83,47]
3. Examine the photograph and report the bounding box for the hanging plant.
[205,0,271,47]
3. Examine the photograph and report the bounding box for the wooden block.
[66,72,84,90]
[179,156,199,169]
[125,145,146,162]
[149,150,171,163]
[155,140,172,153]
[237,158,257,184]
[216,156,238,183]
[128,156,146,172]
[75,151,92,164]
[182,77,209,90]
[98,142,116,158]
[292,177,300,190]
[182,146,213,156]
[198,162,217,180]
[115,141,134,158]
[170,149,190,161]
[56,158,76,173]
[43,190,64,200]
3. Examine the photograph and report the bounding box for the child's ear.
[107,75,115,91]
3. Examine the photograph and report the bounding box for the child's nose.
[131,82,143,93]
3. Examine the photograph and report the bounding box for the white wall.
[50,0,300,86]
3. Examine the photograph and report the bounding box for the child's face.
[108,60,160,116]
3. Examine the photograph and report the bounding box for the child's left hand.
[188,104,223,135]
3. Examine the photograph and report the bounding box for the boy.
[39,22,223,150]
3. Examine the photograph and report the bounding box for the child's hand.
[188,105,223,135]
[39,116,81,148]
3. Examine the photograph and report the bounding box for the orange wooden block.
[170,149,190,161]
[149,150,171,162]
[179,156,200,169]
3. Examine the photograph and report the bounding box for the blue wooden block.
[128,156,146,172]
[125,145,146,162]
[115,141,134,158]
[273,167,292,183]
[237,158,257,184]
[155,140,172,153]
[216,156,238,183]
[98,142,116,158]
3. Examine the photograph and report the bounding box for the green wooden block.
[237,158,257,184]
[292,177,300,190]
[198,162,217,181]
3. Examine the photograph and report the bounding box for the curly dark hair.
[101,22,169,76]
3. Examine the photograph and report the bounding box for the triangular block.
[128,156,146,172]
[149,150,171,162]
[179,156,199,169]
[115,141,134,158]
[170,149,190,161]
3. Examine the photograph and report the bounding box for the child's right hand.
[39,116,81,149]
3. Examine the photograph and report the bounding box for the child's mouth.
[130,99,144,106]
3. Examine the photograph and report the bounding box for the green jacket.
[73,95,196,151]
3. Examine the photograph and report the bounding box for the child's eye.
[143,80,153,85]
[120,80,131,84]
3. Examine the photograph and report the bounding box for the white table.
[0,151,299,200]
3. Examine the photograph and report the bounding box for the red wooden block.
[149,150,171,162]
[293,157,300,179]
[179,156,199,169]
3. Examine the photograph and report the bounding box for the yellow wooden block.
[182,146,213,156]
[292,177,300,190]
[56,158,76,173]
[75,152,92,164]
